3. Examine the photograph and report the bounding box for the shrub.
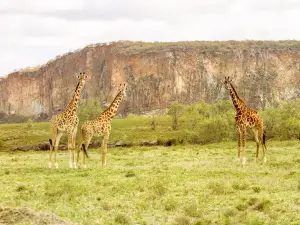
[253,199,272,212]
[236,203,248,211]
[151,182,167,196]
[232,182,249,190]
[184,201,202,217]
[164,198,178,211]
[168,102,185,130]
[26,118,33,128]
[78,98,103,122]
[248,197,258,206]
[149,115,157,130]
[114,213,132,225]
[179,100,235,144]
[261,99,300,140]
[16,185,26,192]
[125,171,136,178]
[252,186,262,193]
[207,181,231,195]
[174,216,190,225]
[164,99,300,144]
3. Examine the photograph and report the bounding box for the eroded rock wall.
[1,41,300,118]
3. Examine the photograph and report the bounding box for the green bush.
[3,99,300,150]
[149,115,157,130]
[261,99,300,140]
[177,100,236,143]
[168,102,185,130]
[78,98,103,122]
[164,99,300,144]
[26,118,33,128]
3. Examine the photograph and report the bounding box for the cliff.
[1,40,300,120]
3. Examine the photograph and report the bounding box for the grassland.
[0,138,300,224]
[0,116,204,152]
[0,114,300,224]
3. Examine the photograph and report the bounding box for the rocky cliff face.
[1,41,300,119]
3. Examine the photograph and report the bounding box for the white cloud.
[0,0,300,76]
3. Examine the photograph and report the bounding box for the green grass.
[0,122,50,151]
[3,99,300,152]
[0,141,300,224]
[0,116,192,151]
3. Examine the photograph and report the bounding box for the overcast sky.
[0,0,299,76]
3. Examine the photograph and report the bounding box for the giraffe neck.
[65,81,84,114]
[229,83,247,112]
[99,91,124,120]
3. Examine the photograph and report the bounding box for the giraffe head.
[118,83,127,97]
[77,72,88,86]
[223,76,233,90]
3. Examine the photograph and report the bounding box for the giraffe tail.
[262,130,267,150]
[49,139,53,150]
[82,144,89,158]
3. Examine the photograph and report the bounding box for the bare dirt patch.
[0,206,76,225]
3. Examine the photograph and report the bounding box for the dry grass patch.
[0,206,76,225]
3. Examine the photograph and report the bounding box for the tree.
[168,102,185,130]
[78,99,103,122]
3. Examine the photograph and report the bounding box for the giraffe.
[48,72,88,169]
[76,84,127,168]
[223,76,267,165]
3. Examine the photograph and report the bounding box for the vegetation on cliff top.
[6,40,300,75]
[111,40,300,54]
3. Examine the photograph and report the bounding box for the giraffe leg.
[71,135,77,168]
[236,126,241,161]
[241,126,246,165]
[49,143,53,168]
[72,125,78,168]
[263,149,267,163]
[262,138,267,163]
[75,139,85,169]
[75,129,84,169]
[82,137,92,169]
[102,133,109,167]
[49,126,57,168]
[75,143,81,168]
[53,131,63,169]
[68,134,74,168]
[49,144,53,168]
[68,126,78,169]
[258,125,267,163]
[252,128,260,163]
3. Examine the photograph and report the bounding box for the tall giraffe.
[76,84,127,168]
[48,72,88,169]
[223,76,267,165]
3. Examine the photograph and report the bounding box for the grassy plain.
[0,117,177,152]
[0,139,300,224]
[0,116,300,224]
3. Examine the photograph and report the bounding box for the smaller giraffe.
[223,76,267,165]
[76,84,127,168]
[48,72,88,169]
